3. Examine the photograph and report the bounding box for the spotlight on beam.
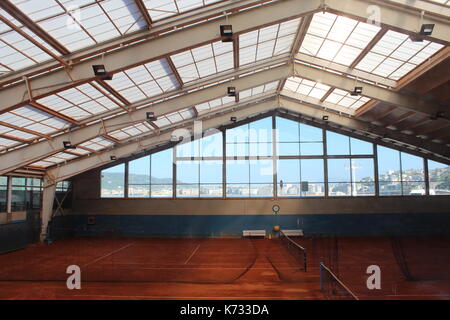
[230,116,237,123]
[220,25,233,42]
[350,86,363,96]
[322,115,329,121]
[146,112,157,121]
[420,24,434,36]
[110,155,117,161]
[63,141,76,149]
[92,64,113,80]
[227,86,236,97]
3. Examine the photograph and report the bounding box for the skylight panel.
[37,83,123,121]
[299,12,381,67]
[0,26,57,72]
[0,105,70,136]
[195,96,235,113]
[171,41,233,83]
[283,77,331,100]
[239,81,279,99]
[143,0,222,21]
[239,18,301,66]
[355,30,445,80]
[10,0,65,21]
[29,160,57,168]
[80,136,114,151]
[0,124,37,140]
[0,137,19,149]
[153,108,196,128]
[324,88,371,110]
[108,58,179,103]
[109,122,153,140]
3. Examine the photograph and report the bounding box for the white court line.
[83,243,134,267]
[184,244,201,265]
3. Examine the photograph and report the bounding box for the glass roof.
[426,0,450,6]
[284,77,331,100]
[143,0,222,22]
[354,30,445,80]
[153,107,196,128]
[79,136,114,151]
[283,76,371,114]
[299,12,381,67]
[171,41,233,83]
[108,58,179,103]
[0,9,59,73]
[0,137,20,151]
[0,105,70,136]
[37,82,125,121]
[109,122,154,140]
[324,88,371,111]
[239,18,301,66]
[11,0,147,52]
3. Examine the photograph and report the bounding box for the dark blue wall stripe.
[49,213,450,239]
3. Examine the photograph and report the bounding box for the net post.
[320,261,324,292]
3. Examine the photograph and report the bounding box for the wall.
[0,212,40,254]
[51,169,450,238]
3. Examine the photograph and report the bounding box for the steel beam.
[0,65,290,175]
[45,98,278,184]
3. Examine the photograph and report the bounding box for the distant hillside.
[101,172,171,190]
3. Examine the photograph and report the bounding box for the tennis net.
[279,231,307,272]
[320,262,359,300]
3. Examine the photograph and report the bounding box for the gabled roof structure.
[0,0,449,184]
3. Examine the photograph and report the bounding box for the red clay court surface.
[0,236,448,300]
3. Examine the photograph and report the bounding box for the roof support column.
[40,177,56,242]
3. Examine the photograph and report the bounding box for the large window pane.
[277,142,299,156]
[128,185,150,198]
[176,139,199,157]
[250,184,273,197]
[249,143,272,157]
[200,160,222,184]
[300,123,322,142]
[129,156,150,185]
[227,124,249,143]
[300,142,323,155]
[226,184,249,197]
[177,184,199,197]
[250,159,273,183]
[351,159,375,196]
[328,158,351,196]
[350,138,373,155]
[151,149,173,184]
[101,164,125,198]
[201,132,223,157]
[276,117,299,142]
[428,160,450,195]
[301,159,324,182]
[226,143,249,157]
[177,161,199,184]
[401,153,424,182]
[327,131,350,155]
[277,159,300,183]
[249,117,272,143]
[378,146,401,182]
[227,160,249,184]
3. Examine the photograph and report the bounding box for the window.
[226,118,274,198]
[277,159,325,197]
[101,164,125,198]
[428,160,450,195]
[401,153,425,196]
[377,146,402,196]
[10,177,42,211]
[0,177,7,212]
[128,149,173,198]
[177,132,223,198]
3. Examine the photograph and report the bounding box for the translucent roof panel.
[0,105,71,136]
[283,77,331,100]
[425,0,450,6]
[0,9,59,72]
[12,0,146,52]
[240,18,301,66]
[108,58,179,103]
[79,136,114,151]
[153,108,196,128]
[109,122,153,140]
[195,96,235,114]
[239,81,279,100]
[143,0,222,21]
[0,137,20,151]
[355,30,445,80]
[0,124,37,140]
[37,82,124,121]
[324,88,371,110]
[299,12,381,66]
[171,41,233,83]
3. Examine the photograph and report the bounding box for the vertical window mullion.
[222,130,226,199]
[374,144,379,197]
[424,158,430,196]
[173,147,177,199]
[323,128,329,197]
[272,115,277,198]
